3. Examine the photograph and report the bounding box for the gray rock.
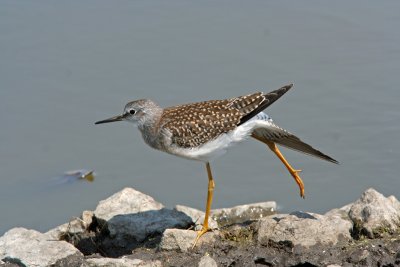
[388,195,400,211]
[45,217,86,240]
[0,228,82,267]
[349,249,370,265]
[325,203,352,221]
[82,210,94,226]
[257,211,352,248]
[91,187,192,245]
[198,255,217,267]
[349,188,400,238]
[211,201,276,226]
[45,210,94,241]
[86,257,162,267]
[175,205,218,230]
[159,228,216,252]
[94,187,164,221]
[159,229,197,252]
[107,208,193,244]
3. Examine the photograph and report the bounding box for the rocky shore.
[1,187,400,267]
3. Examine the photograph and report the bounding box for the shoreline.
[1,187,399,266]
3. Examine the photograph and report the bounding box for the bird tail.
[252,128,339,164]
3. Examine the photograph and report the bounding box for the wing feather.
[238,84,293,125]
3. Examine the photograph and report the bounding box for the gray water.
[1,1,400,235]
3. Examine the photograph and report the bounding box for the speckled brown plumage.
[95,83,338,246]
[161,84,293,148]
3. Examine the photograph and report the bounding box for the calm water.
[1,1,400,235]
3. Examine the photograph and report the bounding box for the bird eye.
[129,109,136,115]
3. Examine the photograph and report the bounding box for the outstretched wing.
[252,121,339,164]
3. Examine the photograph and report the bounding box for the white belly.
[166,112,273,162]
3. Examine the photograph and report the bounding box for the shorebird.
[95,84,338,247]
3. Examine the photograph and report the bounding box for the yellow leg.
[252,134,305,198]
[192,162,215,248]
[265,141,305,198]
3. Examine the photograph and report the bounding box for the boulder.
[94,187,164,221]
[325,203,352,221]
[198,255,218,267]
[45,218,86,241]
[159,229,216,252]
[349,188,400,238]
[159,229,197,252]
[0,228,82,267]
[45,210,94,241]
[211,201,276,226]
[174,205,218,230]
[107,208,192,244]
[92,188,192,245]
[257,211,352,248]
[85,257,162,267]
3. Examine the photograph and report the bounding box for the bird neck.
[137,107,163,149]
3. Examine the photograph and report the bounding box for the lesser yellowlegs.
[95,84,338,246]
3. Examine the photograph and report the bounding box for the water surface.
[1,0,400,234]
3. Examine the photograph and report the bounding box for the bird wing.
[232,84,293,125]
[162,99,242,148]
[252,122,339,164]
[162,84,293,148]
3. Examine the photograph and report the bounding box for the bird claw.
[191,226,210,249]
[289,169,305,199]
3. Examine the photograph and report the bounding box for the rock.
[45,210,94,241]
[159,229,216,252]
[325,203,352,221]
[45,217,86,241]
[53,253,87,267]
[198,255,217,267]
[82,210,94,226]
[174,205,218,230]
[257,211,352,248]
[211,201,276,226]
[349,249,370,265]
[107,208,193,245]
[0,228,82,267]
[159,229,197,252]
[388,195,400,211]
[91,188,192,246]
[221,223,255,244]
[349,188,400,238]
[94,187,164,221]
[86,257,162,267]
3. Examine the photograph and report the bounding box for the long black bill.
[95,114,124,125]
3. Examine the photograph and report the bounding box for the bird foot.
[289,169,305,199]
[191,225,210,249]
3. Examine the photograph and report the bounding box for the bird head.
[95,99,161,126]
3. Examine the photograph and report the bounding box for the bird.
[95,84,338,247]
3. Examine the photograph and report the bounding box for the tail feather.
[252,127,338,164]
